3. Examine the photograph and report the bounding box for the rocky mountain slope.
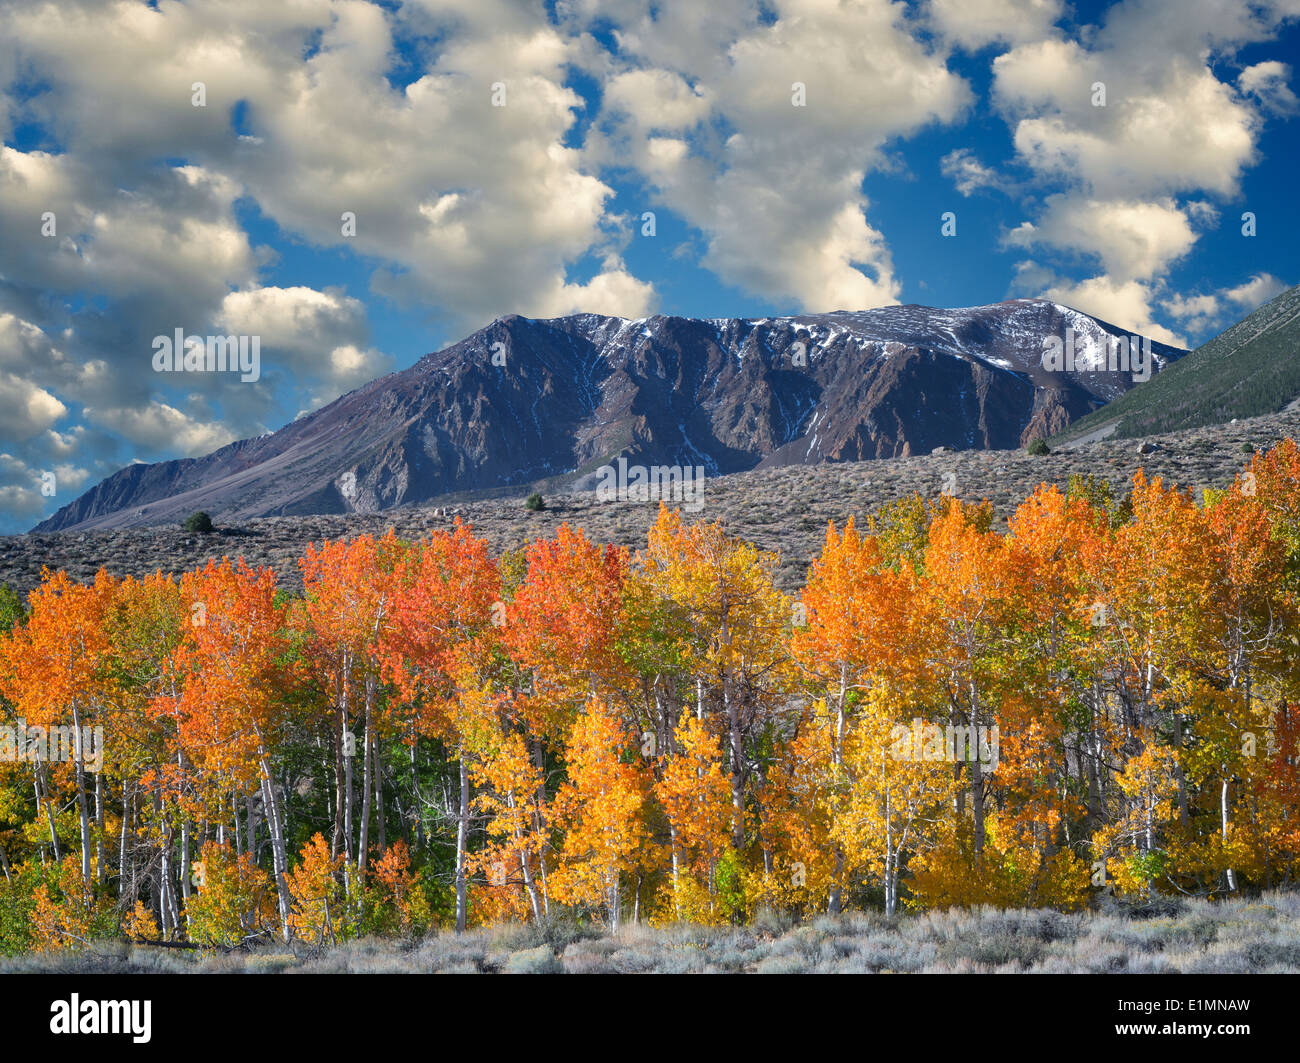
[34,300,1181,532]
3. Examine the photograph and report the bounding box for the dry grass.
[8,891,1300,974]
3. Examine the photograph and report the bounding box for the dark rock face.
[35,299,1183,532]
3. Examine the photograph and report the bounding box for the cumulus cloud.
[1165,292,1221,323]
[1162,272,1289,335]
[942,148,1009,196]
[1238,61,1299,115]
[603,69,711,131]
[0,373,67,441]
[927,0,1065,49]
[1004,196,1198,282]
[986,0,1297,339]
[1224,272,1288,308]
[0,482,46,522]
[225,0,645,330]
[1042,275,1185,346]
[0,146,263,431]
[0,0,645,335]
[215,285,396,400]
[993,41,1258,199]
[589,0,971,310]
[85,401,237,456]
[218,287,368,354]
[0,452,90,521]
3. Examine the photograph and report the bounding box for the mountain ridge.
[35,299,1184,532]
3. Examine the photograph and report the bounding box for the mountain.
[35,300,1183,532]
[1054,284,1300,446]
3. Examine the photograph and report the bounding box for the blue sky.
[0,0,1297,532]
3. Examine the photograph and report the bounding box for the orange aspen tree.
[105,572,192,925]
[384,520,501,931]
[286,833,350,946]
[470,727,551,922]
[504,522,630,734]
[0,568,118,888]
[297,530,405,885]
[177,559,292,939]
[499,524,631,916]
[998,486,1102,875]
[792,517,919,911]
[916,500,1011,868]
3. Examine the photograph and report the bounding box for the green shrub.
[524,492,545,511]
[0,864,40,956]
[0,583,24,634]
[715,848,748,924]
[1027,438,1050,456]
[183,511,215,534]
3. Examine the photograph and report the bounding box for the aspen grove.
[4,443,1300,952]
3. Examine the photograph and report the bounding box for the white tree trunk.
[1222,778,1237,891]
[455,754,469,932]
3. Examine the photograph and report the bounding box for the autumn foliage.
[3,443,1300,949]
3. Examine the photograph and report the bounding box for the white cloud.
[1004,196,1198,281]
[1238,61,1298,115]
[590,0,971,310]
[0,484,45,521]
[987,0,1297,343]
[942,148,1005,196]
[531,259,659,320]
[1165,292,1221,322]
[1224,272,1287,308]
[1042,275,1184,346]
[0,452,89,520]
[0,0,647,349]
[603,69,710,131]
[994,42,1258,199]
[927,0,1064,49]
[85,401,237,456]
[0,373,67,441]
[218,287,368,353]
[1161,272,1290,336]
[226,0,639,332]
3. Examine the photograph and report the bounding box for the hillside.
[4,403,1290,600]
[1054,284,1300,445]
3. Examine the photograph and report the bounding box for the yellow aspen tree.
[471,727,551,922]
[552,697,649,931]
[833,683,961,915]
[653,713,731,921]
